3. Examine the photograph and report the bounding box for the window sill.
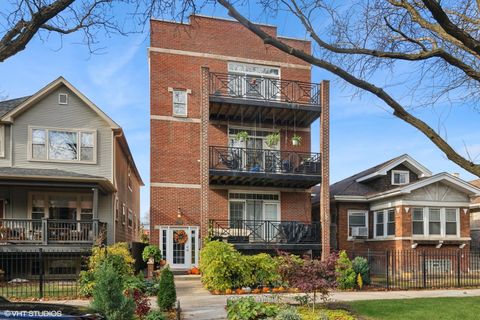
[28,158,97,165]
[172,114,188,118]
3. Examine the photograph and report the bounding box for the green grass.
[349,296,480,320]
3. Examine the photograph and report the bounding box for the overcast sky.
[1,3,479,226]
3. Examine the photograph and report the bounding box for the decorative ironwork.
[209,72,321,106]
[209,219,320,244]
[210,146,321,175]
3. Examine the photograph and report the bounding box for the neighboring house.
[150,15,329,270]
[0,77,143,276]
[469,179,480,249]
[312,154,480,252]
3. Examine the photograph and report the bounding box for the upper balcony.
[209,146,321,188]
[208,72,321,127]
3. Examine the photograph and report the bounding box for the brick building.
[313,154,480,253]
[149,15,329,269]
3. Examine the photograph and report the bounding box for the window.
[227,62,280,100]
[31,194,46,220]
[374,209,396,238]
[122,204,126,225]
[392,170,409,185]
[80,195,93,221]
[30,193,93,221]
[229,201,245,228]
[429,208,441,235]
[128,167,132,191]
[58,93,68,105]
[172,89,187,117]
[412,208,424,235]
[115,198,119,221]
[348,210,368,237]
[412,207,459,237]
[30,128,96,163]
[128,210,133,228]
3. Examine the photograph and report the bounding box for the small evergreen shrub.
[226,297,279,320]
[145,310,167,320]
[352,256,371,285]
[91,258,135,320]
[275,307,301,320]
[335,251,356,290]
[157,267,177,311]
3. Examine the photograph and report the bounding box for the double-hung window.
[374,209,396,238]
[412,207,459,237]
[30,128,96,163]
[392,170,409,185]
[172,89,187,117]
[348,210,368,237]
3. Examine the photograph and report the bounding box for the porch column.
[200,66,210,241]
[320,80,331,261]
[92,187,99,242]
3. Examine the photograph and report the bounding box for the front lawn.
[349,296,480,320]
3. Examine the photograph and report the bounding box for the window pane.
[446,209,457,222]
[376,223,384,237]
[429,208,441,221]
[413,221,424,235]
[32,144,46,159]
[173,103,186,115]
[376,212,384,223]
[388,210,395,222]
[32,129,46,144]
[349,214,366,226]
[446,222,457,235]
[81,132,94,147]
[429,222,441,235]
[49,131,78,160]
[173,90,186,103]
[81,147,94,161]
[387,222,395,236]
[413,208,423,221]
[49,194,77,220]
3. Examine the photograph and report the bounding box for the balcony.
[209,72,321,127]
[0,219,105,246]
[209,146,321,188]
[209,219,320,250]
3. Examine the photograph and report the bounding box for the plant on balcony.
[265,132,280,148]
[235,131,249,142]
[142,245,162,263]
[291,134,302,146]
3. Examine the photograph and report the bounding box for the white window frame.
[391,170,410,185]
[374,209,396,239]
[0,124,5,158]
[28,126,97,164]
[227,191,281,222]
[347,210,368,239]
[170,88,188,117]
[411,207,460,238]
[58,93,68,105]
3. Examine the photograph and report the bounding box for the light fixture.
[459,243,466,249]
[436,241,443,249]
[411,243,418,249]
[177,207,182,219]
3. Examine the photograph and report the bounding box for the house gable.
[364,163,420,193]
[404,181,471,203]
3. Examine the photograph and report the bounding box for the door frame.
[159,226,199,270]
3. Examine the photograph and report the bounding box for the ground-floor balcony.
[209,146,321,188]
[0,218,106,245]
[209,219,321,250]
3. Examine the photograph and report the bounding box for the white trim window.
[172,89,187,117]
[347,210,368,238]
[30,127,96,163]
[411,207,460,237]
[58,93,68,105]
[374,209,395,238]
[392,170,410,185]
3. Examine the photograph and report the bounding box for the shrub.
[79,243,135,297]
[142,245,162,262]
[144,278,161,296]
[352,256,370,285]
[145,310,167,320]
[157,267,176,311]
[275,307,301,320]
[297,307,355,320]
[129,288,151,319]
[200,240,253,290]
[335,251,356,290]
[248,253,281,287]
[124,273,147,292]
[226,297,279,320]
[91,258,135,320]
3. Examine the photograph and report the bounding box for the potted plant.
[291,134,302,146]
[235,131,249,142]
[265,132,280,148]
[142,245,162,264]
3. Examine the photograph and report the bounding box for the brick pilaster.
[320,80,331,260]
[200,67,210,243]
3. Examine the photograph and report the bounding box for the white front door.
[161,226,199,269]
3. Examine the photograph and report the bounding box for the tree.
[216,0,480,178]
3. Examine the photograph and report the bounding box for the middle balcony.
[209,146,321,188]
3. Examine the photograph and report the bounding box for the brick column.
[320,80,331,261]
[200,67,210,244]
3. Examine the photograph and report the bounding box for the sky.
[1,2,479,226]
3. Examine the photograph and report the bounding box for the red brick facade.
[149,16,321,251]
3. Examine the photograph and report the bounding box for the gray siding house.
[0,77,143,255]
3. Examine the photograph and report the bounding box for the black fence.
[351,250,480,289]
[0,249,90,299]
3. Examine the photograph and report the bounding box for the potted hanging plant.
[235,131,249,142]
[291,134,302,146]
[142,245,163,265]
[265,132,280,148]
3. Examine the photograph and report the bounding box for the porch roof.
[0,167,115,192]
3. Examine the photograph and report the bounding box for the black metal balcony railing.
[209,219,320,244]
[0,219,105,244]
[210,146,321,175]
[209,72,321,106]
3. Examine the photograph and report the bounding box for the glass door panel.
[246,138,263,171]
[264,203,279,241]
[246,200,263,241]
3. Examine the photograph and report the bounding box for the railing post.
[422,250,427,289]
[41,218,48,245]
[457,250,461,287]
[38,248,44,299]
[385,250,390,290]
[92,219,99,243]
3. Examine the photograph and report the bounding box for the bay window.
[411,207,459,237]
[30,127,96,163]
[374,209,396,238]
